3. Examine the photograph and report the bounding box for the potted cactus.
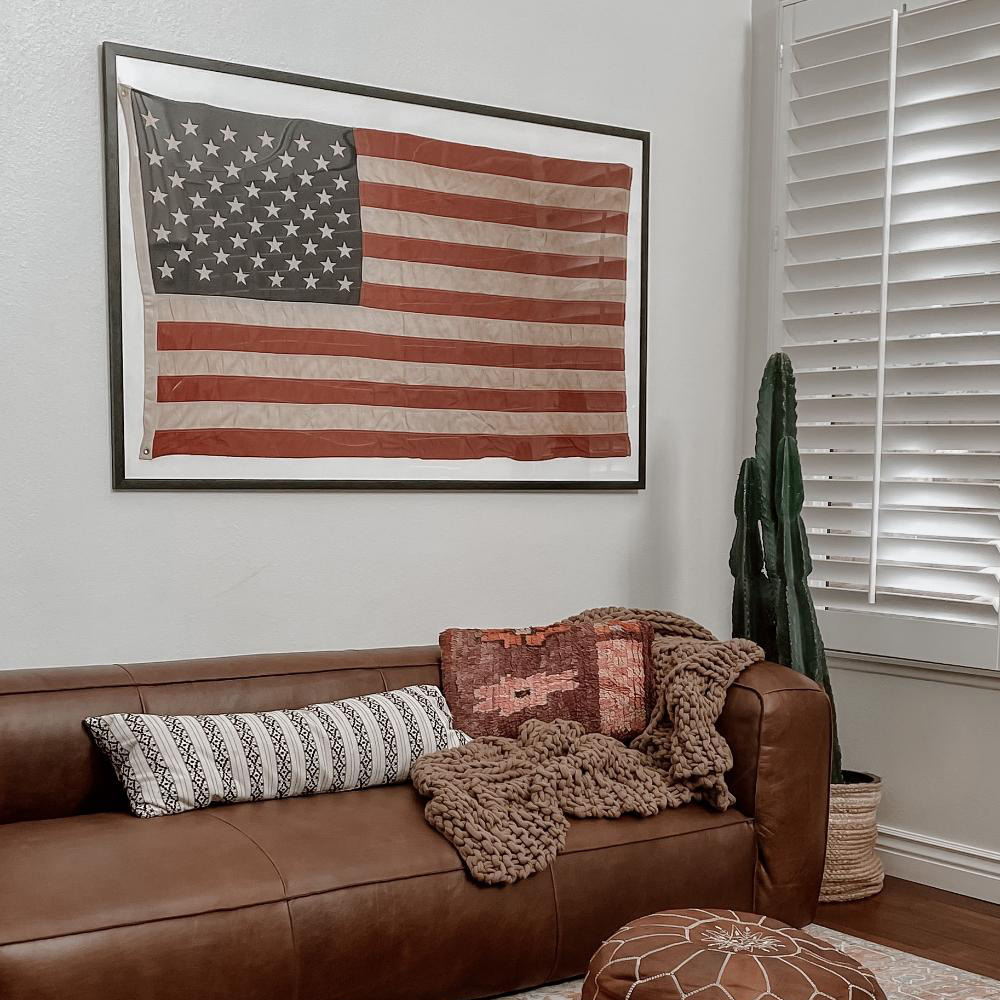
[729,352,884,903]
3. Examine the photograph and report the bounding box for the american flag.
[124,87,632,462]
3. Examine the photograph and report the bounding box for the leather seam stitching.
[557,816,754,858]
[0,865,468,947]
[115,663,146,713]
[203,812,289,895]
[204,811,300,999]
[0,898,287,949]
[749,687,765,914]
[543,864,562,982]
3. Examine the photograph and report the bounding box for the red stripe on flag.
[354,129,633,190]
[362,233,626,279]
[359,182,628,235]
[156,375,626,412]
[359,284,626,326]
[157,322,625,371]
[152,428,631,461]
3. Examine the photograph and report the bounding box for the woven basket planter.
[819,770,884,903]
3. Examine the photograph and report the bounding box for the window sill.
[827,650,1000,690]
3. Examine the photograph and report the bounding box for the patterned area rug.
[508,925,1000,1000]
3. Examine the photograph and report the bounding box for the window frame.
[757,0,1000,672]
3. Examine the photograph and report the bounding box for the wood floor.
[816,876,1000,980]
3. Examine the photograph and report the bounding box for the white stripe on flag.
[154,401,628,435]
[359,206,628,258]
[356,155,631,213]
[156,351,626,392]
[362,258,626,302]
[156,294,624,349]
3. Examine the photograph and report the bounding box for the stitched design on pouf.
[700,924,786,954]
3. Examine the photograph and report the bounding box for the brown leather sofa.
[0,646,831,1000]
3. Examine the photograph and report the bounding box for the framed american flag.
[102,43,648,490]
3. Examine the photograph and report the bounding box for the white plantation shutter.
[776,0,1000,669]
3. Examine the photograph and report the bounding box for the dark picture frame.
[103,42,649,491]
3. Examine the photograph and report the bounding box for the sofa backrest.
[0,646,441,824]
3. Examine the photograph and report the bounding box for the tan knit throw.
[410,607,763,885]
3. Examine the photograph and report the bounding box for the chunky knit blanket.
[409,608,763,885]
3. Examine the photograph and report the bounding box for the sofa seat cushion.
[562,799,752,854]
[551,803,757,979]
[211,783,466,898]
[0,810,286,946]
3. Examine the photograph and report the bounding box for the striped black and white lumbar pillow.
[85,685,470,818]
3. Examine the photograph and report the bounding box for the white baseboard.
[877,825,1000,905]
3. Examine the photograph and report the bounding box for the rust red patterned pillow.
[439,620,654,741]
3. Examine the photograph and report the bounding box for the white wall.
[832,662,1000,903]
[0,0,753,668]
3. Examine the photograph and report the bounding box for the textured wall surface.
[1,0,751,668]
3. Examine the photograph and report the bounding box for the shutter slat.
[788,194,883,234]
[893,148,1000,193]
[812,558,999,603]
[890,211,1000,252]
[784,282,880,315]
[813,586,999,625]
[784,269,1000,316]
[881,452,1000,480]
[900,0,1000,47]
[786,225,884,265]
[803,506,873,532]
[884,361,1000,393]
[807,478,1000,513]
[792,21,891,72]
[789,138,887,181]
[800,425,877,451]
[788,168,884,209]
[897,86,1000,134]
[889,241,1000,280]
[798,395,878,422]
[871,535,1000,569]
[877,563,1000,604]
[792,50,890,98]
[796,366,877,396]
[882,423,1000,451]
[897,20,1000,76]
[787,301,1000,339]
[891,179,1000,224]
[879,506,1000,539]
[789,110,887,154]
[887,272,1000,309]
[896,54,1000,108]
[881,391,1000,422]
[786,254,882,287]
[800,422,1000,453]
[885,331,1000,364]
[896,117,1000,166]
[806,533,1000,571]
[791,80,889,129]
[787,339,878,369]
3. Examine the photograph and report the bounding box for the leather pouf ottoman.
[583,909,886,1000]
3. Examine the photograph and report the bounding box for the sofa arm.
[716,660,831,926]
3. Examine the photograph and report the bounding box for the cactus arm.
[776,436,844,782]
[755,353,798,582]
[729,457,772,648]
[729,458,755,639]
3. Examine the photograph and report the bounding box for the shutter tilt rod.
[868,8,900,604]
